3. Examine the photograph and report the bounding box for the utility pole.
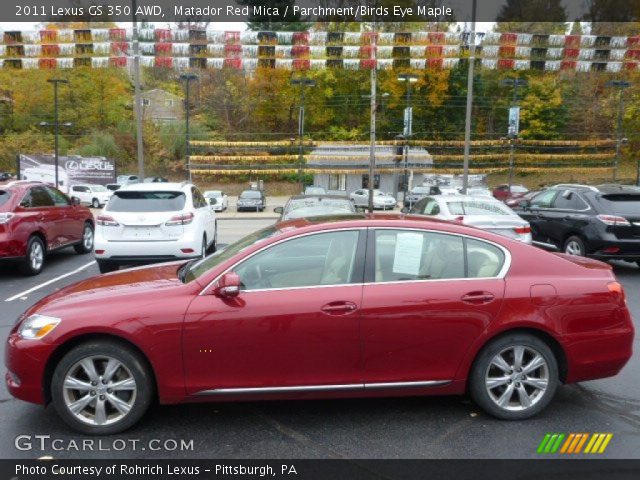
[461,0,477,194]
[606,80,631,182]
[368,30,377,213]
[41,79,70,190]
[132,0,145,180]
[501,77,527,189]
[398,73,418,204]
[180,73,198,183]
[290,77,315,193]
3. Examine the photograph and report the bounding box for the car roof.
[118,182,188,192]
[288,194,350,201]
[431,194,501,202]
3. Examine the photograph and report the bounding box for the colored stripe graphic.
[539,433,613,454]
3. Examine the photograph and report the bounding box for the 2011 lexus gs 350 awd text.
[5,214,634,434]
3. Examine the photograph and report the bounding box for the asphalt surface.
[0,218,638,459]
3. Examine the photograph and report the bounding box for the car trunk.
[462,215,529,241]
[102,211,184,241]
[599,194,640,240]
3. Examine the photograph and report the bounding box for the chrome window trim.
[194,380,451,396]
[199,226,512,296]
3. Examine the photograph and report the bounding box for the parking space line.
[4,261,96,302]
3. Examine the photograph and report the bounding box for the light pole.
[180,73,198,183]
[41,79,70,190]
[462,0,477,194]
[398,73,418,203]
[290,77,315,193]
[501,77,527,189]
[606,80,631,182]
[132,0,145,181]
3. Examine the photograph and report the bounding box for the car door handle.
[461,292,495,304]
[321,302,358,315]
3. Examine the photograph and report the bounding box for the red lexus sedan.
[5,214,634,434]
[0,181,95,275]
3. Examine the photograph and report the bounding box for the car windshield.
[117,175,131,182]
[0,190,11,208]
[182,225,281,283]
[284,198,354,219]
[90,185,108,192]
[599,194,640,216]
[447,200,512,216]
[205,191,222,198]
[373,190,387,196]
[107,191,186,212]
[510,186,528,193]
[240,190,261,199]
[412,187,431,194]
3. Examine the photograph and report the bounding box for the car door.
[360,228,506,384]
[46,186,82,244]
[352,190,366,206]
[517,190,558,246]
[545,190,592,248]
[183,229,366,394]
[191,187,215,242]
[24,186,62,249]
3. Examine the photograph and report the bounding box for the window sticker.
[392,232,424,276]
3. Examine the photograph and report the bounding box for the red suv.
[0,181,94,275]
[493,184,529,203]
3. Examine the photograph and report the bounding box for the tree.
[519,76,568,139]
[583,0,640,35]
[495,0,568,34]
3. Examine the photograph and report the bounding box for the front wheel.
[21,236,45,276]
[51,341,153,435]
[92,198,100,209]
[469,334,558,420]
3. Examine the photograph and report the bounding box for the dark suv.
[517,185,640,265]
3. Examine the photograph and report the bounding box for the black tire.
[97,259,119,274]
[207,224,217,253]
[636,261,640,269]
[91,198,100,209]
[468,333,559,420]
[563,235,585,257]
[20,236,45,276]
[51,340,154,435]
[74,222,94,254]
[201,235,207,258]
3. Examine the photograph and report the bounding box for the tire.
[74,222,94,254]
[468,333,558,420]
[91,198,100,209]
[563,236,585,256]
[51,340,153,435]
[20,236,45,276]
[207,224,217,254]
[97,259,118,274]
[201,235,207,259]
[636,261,640,269]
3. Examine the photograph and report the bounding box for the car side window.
[45,187,70,206]
[552,191,587,210]
[28,187,55,208]
[466,239,505,278]
[409,197,428,213]
[530,190,557,208]
[421,199,440,215]
[234,231,360,291]
[374,230,465,282]
[191,187,207,208]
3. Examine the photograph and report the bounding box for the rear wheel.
[74,223,94,254]
[97,259,118,274]
[469,333,558,420]
[207,224,217,253]
[21,236,45,276]
[201,235,207,258]
[51,341,153,435]
[92,198,100,209]
[563,236,585,256]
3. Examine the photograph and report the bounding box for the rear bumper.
[588,237,640,260]
[95,230,203,262]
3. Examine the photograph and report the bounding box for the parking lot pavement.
[0,220,638,459]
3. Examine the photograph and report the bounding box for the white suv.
[94,182,217,273]
[69,184,112,208]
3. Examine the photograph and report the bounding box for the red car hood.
[25,262,188,317]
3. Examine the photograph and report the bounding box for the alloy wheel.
[484,345,549,412]
[565,240,583,256]
[62,356,137,426]
[30,241,44,271]
[83,225,94,250]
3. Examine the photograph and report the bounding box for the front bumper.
[95,230,203,262]
[237,204,264,211]
[5,333,53,405]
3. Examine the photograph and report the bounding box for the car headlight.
[18,315,61,340]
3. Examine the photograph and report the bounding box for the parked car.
[5,214,633,434]
[0,181,94,275]
[505,190,540,208]
[0,172,12,182]
[143,176,169,183]
[237,190,266,212]
[203,190,229,212]
[404,195,532,244]
[105,184,121,192]
[350,189,397,210]
[274,195,356,221]
[516,186,640,265]
[404,185,441,207]
[94,182,217,273]
[463,187,493,197]
[493,184,529,202]
[116,175,140,186]
[304,186,327,195]
[69,184,112,209]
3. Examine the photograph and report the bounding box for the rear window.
[0,190,11,208]
[599,194,640,216]
[240,190,261,199]
[107,191,186,212]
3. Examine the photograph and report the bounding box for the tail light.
[96,215,119,227]
[453,216,465,223]
[597,215,630,226]
[166,212,194,226]
[514,225,531,235]
[0,213,15,224]
[607,281,626,305]
[602,246,620,254]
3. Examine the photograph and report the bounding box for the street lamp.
[500,77,528,189]
[397,73,418,203]
[606,80,631,182]
[180,73,198,183]
[290,77,316,193]
[40,79,70,190]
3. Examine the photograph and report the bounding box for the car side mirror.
[214,272,241,298]
[273,207,283,214]
[71,196,81,206]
